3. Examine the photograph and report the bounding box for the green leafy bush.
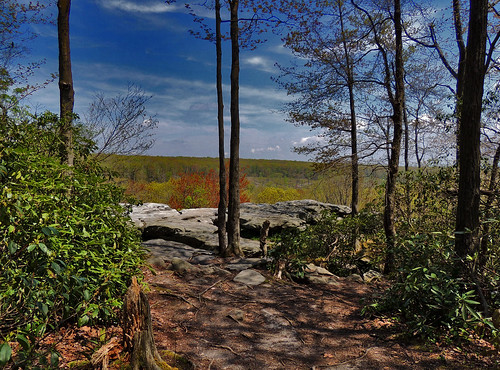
[269,211,383,279]
[0,114,145,367]
[363,233,495,340]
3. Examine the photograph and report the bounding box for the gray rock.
[233,269,266,286]
[306,274,339,285]
[129,203,180,228]
[225,257,269,271]
[226,263,255,271]
[363,270,382,283]
[240,200,351,237]
[305,263,334,276]
[168,257,196,273]
[146,255,167,269]
[131,200,351,254]
[345,274,364,283]
[143,239,214,261]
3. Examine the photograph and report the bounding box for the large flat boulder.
[129,200,351,254]
[240,200,351,236]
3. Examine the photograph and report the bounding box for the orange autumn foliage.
[168,169,250,210]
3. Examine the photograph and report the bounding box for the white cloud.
[293,136,325,146]
[251,145,281,153]
[243,56,275,73]
[98,0,185,14]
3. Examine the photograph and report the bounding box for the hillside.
[102,155,318,183]
[102,155,384,207]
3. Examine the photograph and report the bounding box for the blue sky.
[26,0,312,160]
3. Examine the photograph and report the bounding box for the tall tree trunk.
[403,102,409,171]
[455,0,488,259]
[57,0,74,167]
[453,0,466,164]
[383,0,405,274]
[215,0,227,255]
[339,1,359,215]
[227,0,244,257]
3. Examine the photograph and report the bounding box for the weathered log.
[122,276,169,370]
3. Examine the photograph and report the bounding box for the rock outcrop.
[130,200,351,256]
[131,201,366,287]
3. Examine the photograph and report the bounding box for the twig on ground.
[215,344,240,356]
[157,291,199,308]
[198,279,226,300]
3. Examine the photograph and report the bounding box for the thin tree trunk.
[383,0,405,274]
[453,0,466,165]
[480,143,500,269]
[414,116,422,168]
[404,102,409,171]
[455,0,487,259]
[227,0,243,257]
[215,0,227,255]
[339,1,359,215]
[57,0,74,166]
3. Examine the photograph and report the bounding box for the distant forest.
[103,154,385,207]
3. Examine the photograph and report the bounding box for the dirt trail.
[145,262,497,369]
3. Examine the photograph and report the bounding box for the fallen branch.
[91,337,119,369]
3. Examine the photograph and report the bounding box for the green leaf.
[0,342,12,365]
[41,303,49,316]
[51,261,62,274]
[50,351,59,367]
[16,334,30,351]
[78,315,89,327]
[8,241,18,254]
[27,244,37,252]
[38,243,49,255]
[83,290,91,301]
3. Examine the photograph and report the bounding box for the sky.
[26,0,313,161]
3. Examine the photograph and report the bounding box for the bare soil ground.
[145,261,499,369]
[34,260,499,369]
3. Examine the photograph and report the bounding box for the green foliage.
[394,167,457,236]
[0,112,144,367]
[364,233,494,340]
[364,167,500,341]
[255,186,304,203]
[269,211,383,279]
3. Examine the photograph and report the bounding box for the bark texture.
[215,0,227,255]
[122,277,167,370]
[57,0,74,166]
[227,0,244,257]
[455,0,488,259]
[384,0,405,274]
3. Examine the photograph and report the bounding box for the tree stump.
[122,276,168,370]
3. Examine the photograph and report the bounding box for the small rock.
[227,309,245,322]
[363,270,382,283]
[169,257,195,273]
[305,263,334,276]
[307,275,339,285]
[226,264,255,271]
[233,269,266,286]
[146,255,167,269]
[345,274,364,283]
